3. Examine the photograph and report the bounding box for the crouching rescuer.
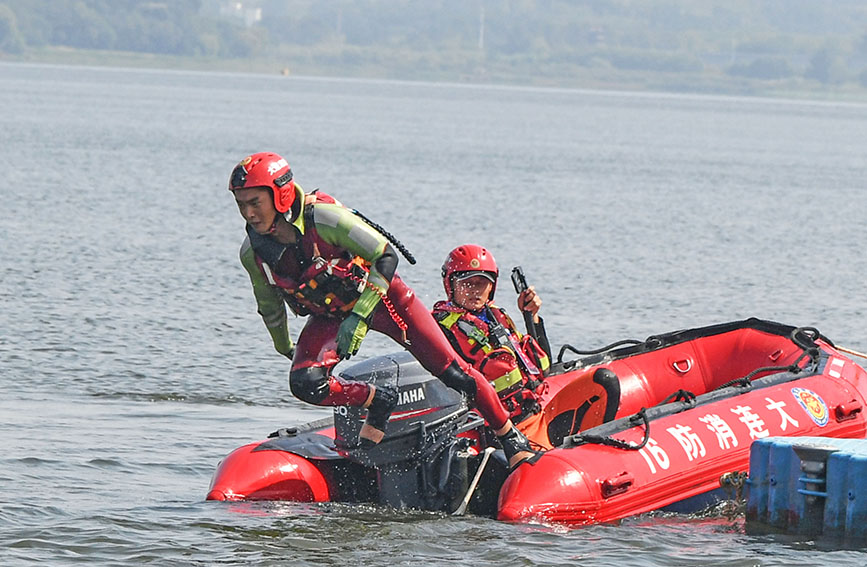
[433,244,551,424]
[229,152,539,467]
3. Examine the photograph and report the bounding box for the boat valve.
[601,471,633,498]
[834,399,862,422]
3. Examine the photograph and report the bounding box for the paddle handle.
[452,446,496,516]
[837,345,867,359]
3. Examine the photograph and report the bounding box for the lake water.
[1,61,866,566]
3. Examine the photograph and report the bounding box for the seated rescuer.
[433,245,551,424]
[229,153,537,466]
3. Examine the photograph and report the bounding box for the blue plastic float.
[746,436,867,538]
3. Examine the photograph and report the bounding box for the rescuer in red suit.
[230,152,537,467]
[433,244,551,424]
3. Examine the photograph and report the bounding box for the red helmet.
[442,244,498,301]
[228,152,297,213]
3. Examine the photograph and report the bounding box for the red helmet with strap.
[442,244,498,301]
[228,152,296,213]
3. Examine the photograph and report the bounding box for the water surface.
[1,62,866,565]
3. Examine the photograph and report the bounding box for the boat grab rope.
[567,326,823,451]
[573,408,651,451]
[557,323,826,369]
[661,389,697,404]
[714,327,820,391]
[351,208,417,265]
[714,358,805,390]
[557,339,644,364]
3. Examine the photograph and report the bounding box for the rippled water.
[1,61,866,565]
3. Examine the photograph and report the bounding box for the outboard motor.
[336,351,485,512]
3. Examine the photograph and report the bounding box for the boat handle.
[601,471,633,498]
[672,359,692,374]
[769,349,784,362]
[835,399,863,422]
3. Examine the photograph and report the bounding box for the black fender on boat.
[258,420,342,460]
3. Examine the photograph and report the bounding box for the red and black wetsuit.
[240,187,509,429]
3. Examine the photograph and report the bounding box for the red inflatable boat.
[207,319,867,525]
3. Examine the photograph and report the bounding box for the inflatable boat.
[206,318,867,525]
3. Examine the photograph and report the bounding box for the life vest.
[432,302,551,421]
[248,193,372,318]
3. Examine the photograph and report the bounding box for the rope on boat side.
[570,408,651,451]
[568,326,824,452]
[661,389,697,404]
[715,361,802,390]
[557,339,644,366]
[715,327,821,390]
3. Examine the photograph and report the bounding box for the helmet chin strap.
[266,216,279,234]
[266,210,297,237]
[266,211,287,235]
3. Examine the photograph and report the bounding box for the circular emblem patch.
[791,387,829,427]
[470,259,480,268]
[239,156,252,166]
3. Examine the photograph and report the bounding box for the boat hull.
[206,439,332,502]
[206,319,867,525]
[498,355,867,524]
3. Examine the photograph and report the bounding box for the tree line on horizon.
[2,0,866,87]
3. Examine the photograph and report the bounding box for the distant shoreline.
[4,46,866,103]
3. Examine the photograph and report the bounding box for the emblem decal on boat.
[791,387,829,427]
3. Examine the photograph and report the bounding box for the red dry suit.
[432,301,550,422]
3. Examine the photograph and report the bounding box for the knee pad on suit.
[437,360,478,398]
[289,366,331,404]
